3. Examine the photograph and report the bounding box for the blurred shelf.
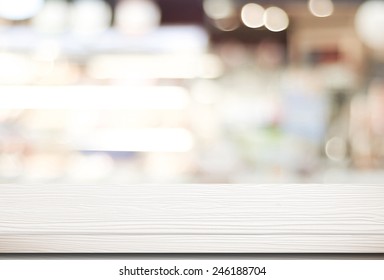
[0,25,208,55]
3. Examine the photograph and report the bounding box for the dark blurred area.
[0,0,384,184]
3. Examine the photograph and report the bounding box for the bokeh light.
[32,0,70,34]
[70,0,112,37]
[213,17,241,32]
[355,0,384,50]
[203,0,235,20]
[0,0,43,20]
[263,6,289,32]
[115,0,161,35]
[325,137,347,161]
[308,0,334,18]
[241,3,265,29]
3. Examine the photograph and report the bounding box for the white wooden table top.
[0,184,383,253]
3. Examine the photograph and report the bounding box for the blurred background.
[0,0,384,184]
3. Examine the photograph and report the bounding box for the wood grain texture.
[0,184,383,252]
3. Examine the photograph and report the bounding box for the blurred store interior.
[0,0,384,184]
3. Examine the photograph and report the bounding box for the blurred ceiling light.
[70,0,112,37]
[115,0,161,35]
[308,0,334,17]
[32,0,70,34]
[0,86,190,110]
[73,128,194,152]
[355,0,384,50]
[263,6,289,32]
[203,0,235,20]
[87,54,224,79]
[241,3,265,28]
[213,17,240,31]
[325,137,347,161]
[0,0,43,20]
